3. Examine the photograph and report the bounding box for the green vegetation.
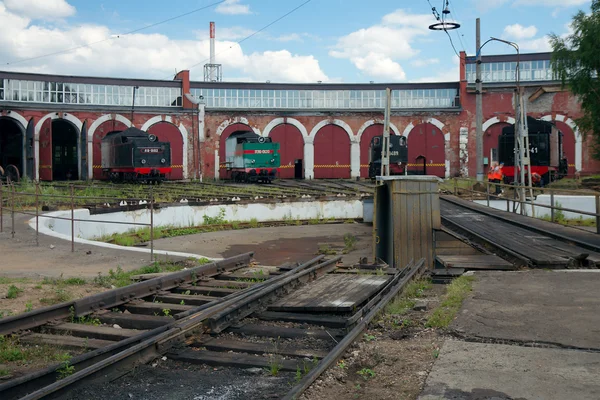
[25,302,33,313]
[6,285,23,299]
[203,208,227,225]
[40,288,72,305]
[357,368,376,380]
[267,357,282,376]
[92,259,209,288]
[385,278,432,315]
[57,357,76,379]
[343,234,357,254]
[0,277,31,285]
[363,333,376,342]
[550,1,600,159]
[0,335,71,368]
[317,245,338,255]
[42,276,87,286]
[426,275,475,328]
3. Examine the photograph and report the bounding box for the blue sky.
[0,0,592,83]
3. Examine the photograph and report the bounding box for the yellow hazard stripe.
[93,165,181,168]
[39,165,52,169]
[407,163,445,167]
[314,164,351,168]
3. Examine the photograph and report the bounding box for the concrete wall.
[36,199,365,240]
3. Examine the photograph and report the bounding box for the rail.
[448,178,600,234]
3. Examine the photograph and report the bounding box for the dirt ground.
[301,283,447,400]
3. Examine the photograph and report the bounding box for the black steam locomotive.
[498,116,568,184]
[101,127,172,183]
[368,135,409,179]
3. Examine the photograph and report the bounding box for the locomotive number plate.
[140,148,163,154]
[390,151,399,156]
[254,150,272,154]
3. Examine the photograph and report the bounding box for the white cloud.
[410,57,460,83]
[513,0,589,5]
[411,58,440,67]
[242,50,329,82]
[3,0,75,19]
[329,9,437,81]
[518,36,552,51]
[0,4,329,83]
[215,0,251,15]
[503,24,538,40]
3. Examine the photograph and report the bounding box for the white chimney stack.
[209,21,216,81]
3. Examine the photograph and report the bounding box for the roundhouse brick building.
[0,51,597,182]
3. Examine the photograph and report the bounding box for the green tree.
[550,1,600,158]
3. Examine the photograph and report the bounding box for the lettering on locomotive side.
[254,150,272,154]
[390,151,399,156]
[140,148,163,154]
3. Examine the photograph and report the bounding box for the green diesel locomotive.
[224,131,280,183]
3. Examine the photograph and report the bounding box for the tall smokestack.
[209,21,215,81]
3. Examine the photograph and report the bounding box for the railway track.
[0,252,427,400]
[440,196,600,269]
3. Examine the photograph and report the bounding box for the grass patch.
[0,335,71,367]
[317,245,338,256]
[426,275,475,329]
[6,285,23,299]
[0,277,31,285]
[385,278,431,315]
[41,276,87,286]
[93,259,210,288]
[39,288,72,305]
[343,234,357,254]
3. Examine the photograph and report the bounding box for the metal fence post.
[11,182,15,238]
[70,185,75,252]
[0,180,3,233]
[550,192,555,223]
[35,181,39,246]
[150,187,154,262]
[486,181,490,207]
[454,178,458,196]
[596,195,600,234]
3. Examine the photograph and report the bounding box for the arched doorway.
[407,122,445,178]
[359,124,386,178]
[219,123,254,179]
[313,124,351,179]
[269,124,304,179]
[92,120,129,180]
[146,122,184,180]
[51,120,79,181]
[553,121,576,176]
[483,122,510,172]
[0,117,25,179]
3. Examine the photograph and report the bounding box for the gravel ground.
[60,360,295,400]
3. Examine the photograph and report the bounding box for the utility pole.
[382,88,392,177]
[475,18,483,182]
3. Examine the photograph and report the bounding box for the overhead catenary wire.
[447,0,470,51]
[1,0,227,66]
[181,0,313,77]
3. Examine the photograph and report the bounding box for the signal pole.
[475,18,484,182]
[382,88,391,177]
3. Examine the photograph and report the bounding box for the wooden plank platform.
[168,349,303,372]
[268,274,390,313]
[441,199,600,268]
[95,312,172,329]
[227,323,344,340]
[436,255,514,270]
[194,338,328,359]
[21,333,114,350]
[45,323,145,341]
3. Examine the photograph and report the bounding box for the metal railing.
[0,180,156,260]
[449,178,600,234]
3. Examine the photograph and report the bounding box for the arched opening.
[483,122,510,173]
[269,124,304,179]
[220,123,254,179]
[51,119,79,181]
[0,117,25,179]
[359,124,386,178]
[147,122,184,180]
[313,124,351,179]
[553,121,576,176]
[407,122,445,178]
[92,119,129,179]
